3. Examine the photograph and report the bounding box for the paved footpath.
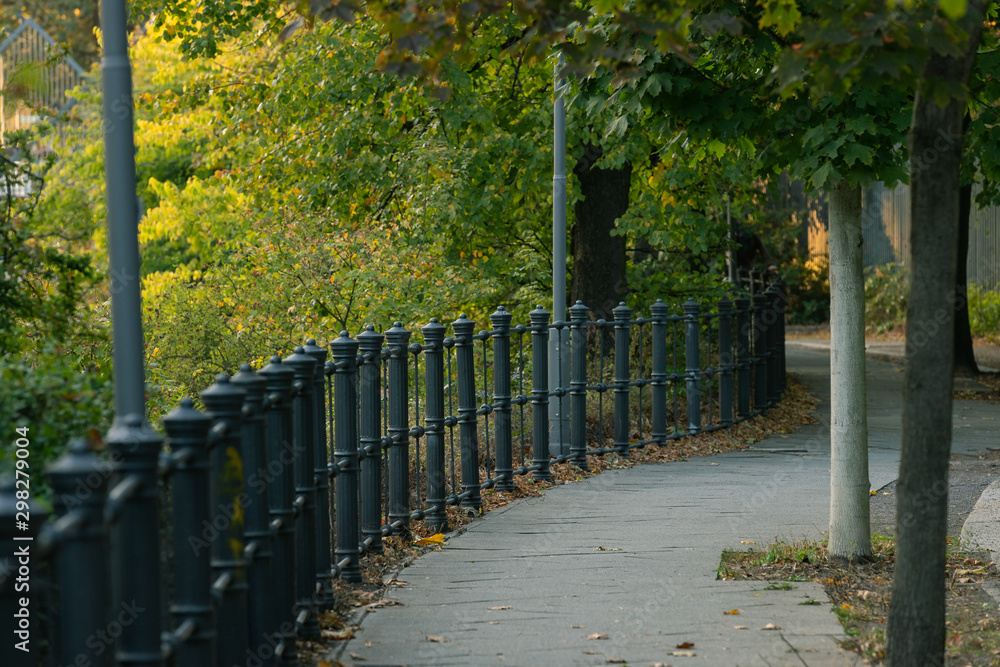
[332,345,1000,667]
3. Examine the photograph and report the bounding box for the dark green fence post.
[284,348,320,638]
[717,298,734,428]
[529,306,552,482]
[47,440,111,667]
[569,301,589,470]
[452,315,482,514]
[161,401,216,667]
[385,323,413,534]
[421,319,448,532]
[200,375,250,667]
[357,326,386,552]
[490,306,514,491]
[231,365,277,663]
[257,356,298,665]
[752,292,769,413]
[773,277,787,393]
[106,414,164,667]
[302,339,333,608]
[650,299,669,446]
[612,302,632,456]
[330,332,362,582]
[765,286,780,407]
[734,296,751,419]
[683,299,702,435]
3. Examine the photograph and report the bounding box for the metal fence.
[1,284,788,667]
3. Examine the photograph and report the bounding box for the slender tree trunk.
[954,178,979,376]
[887,7,983,664]
[571,144,630,320]
[827,179,872,562]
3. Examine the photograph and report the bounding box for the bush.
[781,256,830,325]
[0,341,115,501]
[865,263,909,335]
[969,285,1000,344]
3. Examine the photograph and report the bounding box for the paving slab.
[332,345,1000,667]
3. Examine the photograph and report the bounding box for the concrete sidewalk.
[332,346,1000,667]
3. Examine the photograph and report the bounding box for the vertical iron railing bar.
[285,346,320,637]
[568,301,589,469]
[381,353,389,524]
[490,307,514,491]
[706,313,714,428]
[412,346,423,511]
[529,307,552,481]
[671,317,680,436]
[330,333,361,583]
[446,338,457,495]
[480,332,492,480]
[453,315,482,514]
[230,364,278,661]
[517,325,527,470]
[553,320,566,451]
[717,298,734,428]
[734,296,751,420]
[612,303,631,456]
[422,319,448,532]
[637,318,645,443]
[385,323,412,539]
[326,364,336,576]
[358,326,384,555]
[650,299,669,447]
[598,320,606,449]
[201,375,252,664]
[302,339,332,611]
[258,356,297,664]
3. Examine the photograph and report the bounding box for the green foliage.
[865,263,910,335]
[968,285,1000,344]
[0,340,114,498]
[0,123,113,495]
[782,257,830,325]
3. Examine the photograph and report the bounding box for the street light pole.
[100,3,164,666]
[548,53,571,455]
[102,0,145,421]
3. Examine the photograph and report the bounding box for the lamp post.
[548,53,571,456]
[100,2,164,665]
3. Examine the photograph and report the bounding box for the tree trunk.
[571,144,630,320]
[826,179,872,562]
[954,177,979,376]
[886,7,983,664]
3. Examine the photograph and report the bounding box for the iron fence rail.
[1,281,788,667]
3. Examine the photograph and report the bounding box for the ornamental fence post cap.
[201,374,246,410]
[613,302,632,319]
[330,331,360,355]
[162,396,212,430]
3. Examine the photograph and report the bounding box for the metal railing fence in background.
[1,280,788,667]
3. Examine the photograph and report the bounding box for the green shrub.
[781,256,830,325]
[865,263,909,335]
[0,341,114,501]
[969,285,1000,343]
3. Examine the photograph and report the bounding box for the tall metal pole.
[548,52,571,456]
[101,0,145,421]
[100,5,165,666]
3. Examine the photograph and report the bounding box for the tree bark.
[886,7,983,664]
[571,144,630,320]
[826,179,872,562]
[954,178,979,376]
